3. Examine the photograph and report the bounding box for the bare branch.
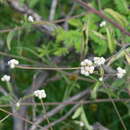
[42,104,79,129]
[30,88,90,130]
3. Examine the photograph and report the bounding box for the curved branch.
[73,0,130,36]
[30,88,90,130]
[42,104,79,129]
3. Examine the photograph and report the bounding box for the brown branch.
[73,0,130,36]
[42,104,79,129]
[30,88,90,130]
[0,98,130,107]
[0,108,45,130]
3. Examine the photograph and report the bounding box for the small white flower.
[16,101,20,107]
[99,77,103,81]
[8,59,19,69]
[80,59,95,76]
[34,89,46,99]
[100,21,106,27]
[79,121,84,127]
[116,67,126,78]
[1,75,10,82]
[28,16,34,22]
[94,57,106,66]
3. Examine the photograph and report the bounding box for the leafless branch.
[42,104,79,129]
[30,88,90,130]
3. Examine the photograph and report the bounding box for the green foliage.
[104,8,128,27]
[6,31,15,50]
[90,31,108,55]
[56,28,83,52]
[0,0,130,129]
[114,0,128,14]
[106,27,116,53]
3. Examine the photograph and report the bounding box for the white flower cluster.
[94,57,106,66]
[28,16,34,22]
[1,75,10,82]
[34,89,46,99]
[80,57,105,76]
[99,21,106,27]
[116,67,126,79]
[8,59,19,69]
[80,59,95,76]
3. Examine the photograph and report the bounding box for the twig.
[29,88,90,130]
[1,98,130,107]
[0,108,45,130]
[16,65,80,70]
[104,83,127,130]
[0,114,11,123]
[40,99,53,130]
[42,104,79,129]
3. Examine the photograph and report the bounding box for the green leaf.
[68,19,82,27]
[112,79,125,88]
[90,31,107,55]
[56,29,82,52]
[81,107,93,130]
[106,27,116,53]
[0,96,12,103]
[29,0,39,8]
[54,48,68,56]
[72,107,82,119]
[91,82,101,99]
[104,8,128,27]
[114,0,128,14]
[6,31,15,50]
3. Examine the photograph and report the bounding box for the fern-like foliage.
[114,0,128,14]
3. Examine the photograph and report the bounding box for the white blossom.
[34,89,46,99]
[100,21,106,27]
[28,16,34,22]
[79,121,84,127]
[99,77,103,81]
[8,59,19,69]
[16,101,20,107]
[1,75,10,82]
[116,67,126,79]
[80,59,95,76]
[94,57,106,66]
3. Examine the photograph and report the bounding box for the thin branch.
[42,104,79,129]
[0,114,11,123]
[30,88,90,130]
[0,98,130,107]
[16,65,80,70]
[0,108,45,130]
[104,83,127,130]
